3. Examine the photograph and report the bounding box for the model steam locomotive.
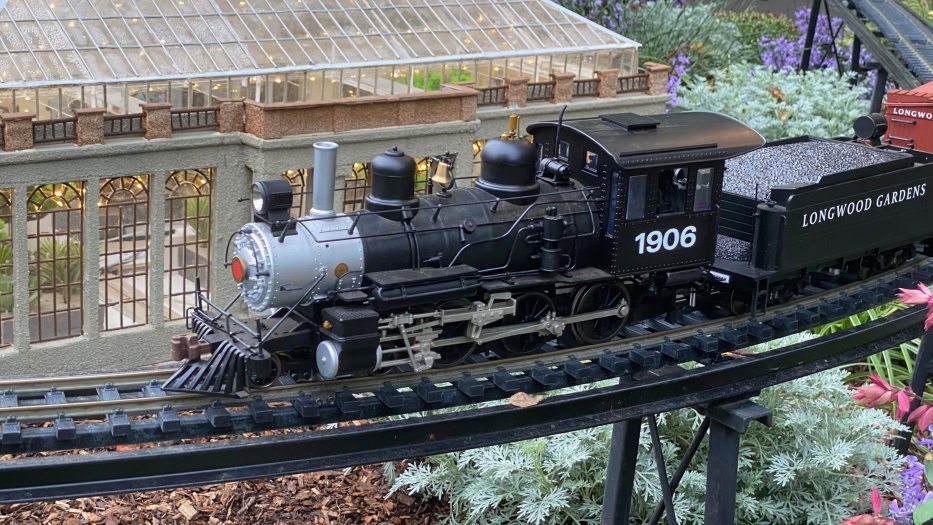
[164,105,933,396]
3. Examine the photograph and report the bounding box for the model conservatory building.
[0,0,669,374]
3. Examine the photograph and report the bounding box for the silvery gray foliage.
[678,64,870,142]
[387,367,904,525]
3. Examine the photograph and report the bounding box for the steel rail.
[0,368,176,398]
[0,305,925,504]
[1,257,929,424]
[827,0,930,87]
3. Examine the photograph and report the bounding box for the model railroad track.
[831,0,933,87]
[1,258,931,454]
[0,367,177,398]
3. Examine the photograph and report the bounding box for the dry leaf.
[508,392,545,408]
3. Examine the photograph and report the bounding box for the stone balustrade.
[0,63,669,152]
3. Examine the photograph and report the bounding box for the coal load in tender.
[716,236,752,261]
[723,140,908,199]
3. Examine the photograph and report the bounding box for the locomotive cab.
[527,111,765,279]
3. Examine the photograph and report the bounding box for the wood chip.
[178,501,200,521]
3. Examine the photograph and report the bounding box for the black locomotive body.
[164,109,933,397]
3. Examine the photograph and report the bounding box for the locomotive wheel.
[433,299,478,368]
[248,352,283,389]
[570,281,630,345]
[500,292,557,355]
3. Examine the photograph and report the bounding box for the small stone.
[716,236,751,261]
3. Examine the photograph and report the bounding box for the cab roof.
[526,111,765,170]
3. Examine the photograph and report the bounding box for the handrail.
[32,117,76,144]
[170,107,217,131]
[527,81,555,101]
[618,73,650,94]
[477,85,507,106]
[103,113,144,136]
[573,78,599,97]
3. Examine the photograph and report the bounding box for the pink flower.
[908,405,933,435]
[839,489,895,525]
[897,283,933,331]
[853,374,900,408]
[871,488,883,515]
[896,390,912,420]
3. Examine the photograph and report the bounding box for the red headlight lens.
[231,256,246,283]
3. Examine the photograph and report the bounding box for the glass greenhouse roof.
[0,0,637,88]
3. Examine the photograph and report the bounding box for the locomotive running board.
[162,341,254,398]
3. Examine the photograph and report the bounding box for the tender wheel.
[500,292,557,355]
[570,281,630,345]
[728,289,751,316]
[433,299,478,368]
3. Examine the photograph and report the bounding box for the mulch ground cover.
[0,423,445,525]
[0,463,442,525]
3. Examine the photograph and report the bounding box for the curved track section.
[0,306,926,503]
[0,258,930,459]
[832,0,933,86]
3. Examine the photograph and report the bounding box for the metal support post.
[601,417,643,525]
[897,332,933,454]
[704,400,773,525]
[800,0,823,72]
[850,37,863,73]
[869,67,889,114]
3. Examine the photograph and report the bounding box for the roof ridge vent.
[601,112,661,131]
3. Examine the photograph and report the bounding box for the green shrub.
[678,64,869,141]
[717,11,799,60]
[619,0,755,72]
[388,368,904,524]
[902,0,933,24]
[185,197,211,240]
[34,237,82,300]
[0,274,11,313]
[412,70,474,91]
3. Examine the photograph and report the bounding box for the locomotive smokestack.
[311,141,338,217]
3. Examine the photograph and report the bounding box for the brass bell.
[431,160,453,189]
[500,114,520,140]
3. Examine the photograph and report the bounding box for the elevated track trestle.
[0,260,932,524]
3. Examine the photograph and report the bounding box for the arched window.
[341,162,370,212]
[0,190,11,347]
[281,169,312,218]
[99,175,150,331]
[27,182,84,343]
[165,169,212,320]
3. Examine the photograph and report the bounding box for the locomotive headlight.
[250,180,294,219]
[251,184,267,215]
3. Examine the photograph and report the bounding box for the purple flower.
[760,35,799,72]
[666,52,690,107]
[759,8,853,72]
[890,455,933,524]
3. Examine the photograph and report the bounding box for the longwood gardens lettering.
[802,183,927,228]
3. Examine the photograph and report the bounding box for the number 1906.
[634,226,697,254]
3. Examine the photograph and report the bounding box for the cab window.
[693,167,714,212]
[584,150,599,171]
[657,167,687,215]
[625,174,647,220]
[558,141,569,160]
